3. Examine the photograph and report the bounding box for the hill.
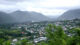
[58,9,80,20]
[10,10,50,23]
[0,10,51,24]
[0,12,15,24]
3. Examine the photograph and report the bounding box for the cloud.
[26,7,67,16]
[5,0,43,3]
[0,0,80,16]
[5,0,26,2]
[37,0,80,9]
[23,0,80,15]
[0,4,18,12]
[0,0,17,5]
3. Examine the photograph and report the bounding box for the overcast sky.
[0,0,80,16]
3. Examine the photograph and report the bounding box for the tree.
[70,28,80,45]
[45,24,68,45]
[3,40,11,45]
[0,38,5,45]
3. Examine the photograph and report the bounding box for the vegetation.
[0,24,80,45]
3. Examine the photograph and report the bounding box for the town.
[0,19,80,45]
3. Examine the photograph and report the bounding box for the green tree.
[70,28,80,45]
[0,38,5,45]
[45,24,68,45]
[3,40,11,45]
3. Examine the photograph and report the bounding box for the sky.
[0,0,80,16]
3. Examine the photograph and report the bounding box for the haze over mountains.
[0,10,51,24]
[10,10,51,22]
[0,9,80,24]
[0,12,15,24]
[58,9,80,20]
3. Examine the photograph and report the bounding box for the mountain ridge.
[0,10,51,24]
[58,9,80,20]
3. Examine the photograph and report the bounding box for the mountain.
[29,12,50,21]
[0,12,15,24]
[10,10,50,23]
[10,11,32,23]
[58,9,80,20]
